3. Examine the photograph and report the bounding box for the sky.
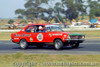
[0,0,61,19]
[0,0,97,19]
[0,0,26,19]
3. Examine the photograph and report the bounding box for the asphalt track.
[0,39,100,54]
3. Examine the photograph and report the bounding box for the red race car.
[11,24,85,50]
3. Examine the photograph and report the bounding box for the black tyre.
[19,39,28,49]
[54,39,63,50]
[72,43,79,48]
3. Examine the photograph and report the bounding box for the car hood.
[62,32,85,36]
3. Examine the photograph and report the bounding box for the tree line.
[15,0,100,23]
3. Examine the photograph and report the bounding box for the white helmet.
[39,26,43,30]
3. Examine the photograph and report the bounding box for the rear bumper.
[10,39,13,41]
[10,39,19,44]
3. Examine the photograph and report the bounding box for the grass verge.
[70,30,100,37]
[0,52,100,67]
[0,32,13,40]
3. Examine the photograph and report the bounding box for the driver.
[39,26,46,32]
[31,28,35,32]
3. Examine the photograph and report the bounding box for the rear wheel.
[72,43,79,48]
[54,39,63,50]
[19,39,28,49]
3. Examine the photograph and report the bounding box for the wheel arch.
[19,38,27,44]
[53,38,63,43]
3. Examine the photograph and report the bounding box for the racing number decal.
[37,33,43,41]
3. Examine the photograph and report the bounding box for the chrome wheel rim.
[20,40,27,48]
[55,40,61,49]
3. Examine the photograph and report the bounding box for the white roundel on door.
[37,33,43,41]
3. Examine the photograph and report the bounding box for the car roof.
[24,24,60,30]
[28,24,53,26]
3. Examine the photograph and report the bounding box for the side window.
[25,25,35,32]
[46,27,51,31]
[36,25,46,32]
[51,26,55,31]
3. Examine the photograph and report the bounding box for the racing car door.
[24,25,53,43]
[32,25,51,42]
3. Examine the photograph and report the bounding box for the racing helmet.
[39,26,43,30]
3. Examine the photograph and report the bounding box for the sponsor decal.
[15,34,21,37]
[30,37,33,42]
[22,34,31,37]
[15,34,31,37]
[14,38,19,40]
[37,33,43,41]
[52,34,62,36]
[49,33,52,37]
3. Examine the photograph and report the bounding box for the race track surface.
[0,39,100,54]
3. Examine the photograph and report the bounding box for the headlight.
[64,35,67,37]
[82,36,85,39]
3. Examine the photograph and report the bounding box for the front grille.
[70,36,82,39]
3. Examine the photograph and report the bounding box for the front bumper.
[64,39,85,43]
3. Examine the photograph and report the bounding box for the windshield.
[46,25,63,32]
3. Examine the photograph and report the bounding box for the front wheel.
[19,39,28,49]
[72,43,79,48]
[54,39,63,50]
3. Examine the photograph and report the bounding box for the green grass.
[0,52,100,67]
[0,19,9,26]
[0,32,13,40]
[70,30,100,37]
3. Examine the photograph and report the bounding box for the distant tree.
[24,0,47,19]
[54,2,65,23]
[15,9,25,18]
[20,20,27,24]
[88,1,100,19]
[61,0,85,21]
[15,0,86,23]
[8,19,14,24]
[18,15,23,19]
